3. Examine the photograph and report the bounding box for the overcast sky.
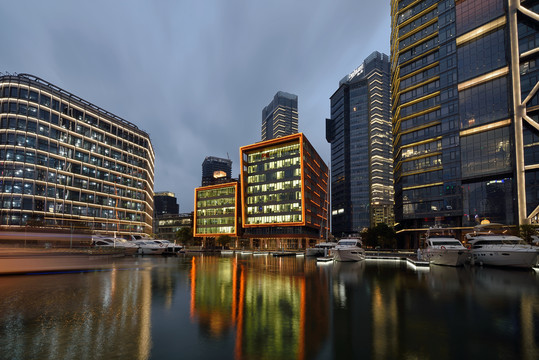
[1,0,390,212]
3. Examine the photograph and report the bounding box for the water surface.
[0,255,537,359]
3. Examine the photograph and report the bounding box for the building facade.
[262,91,299,141]
[154,191,179,216]
[326,52,394,237]
[0,73,155,235]
[155,212,193,241]
[194,181,241,239]
[201,156,232,186]
[390,0,539,244]
[240,133,329,249]
[153,191,179,236]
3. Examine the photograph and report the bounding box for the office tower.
[154,191,179,216]
[194,181,241,238]
[240,133,329,249]
[262,91,298,141]
[326,51,394,237]
[390,0,539,245]
[153,191,179,234]
[201,156,232,186]
[0,73,155,235]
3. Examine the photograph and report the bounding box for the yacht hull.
[332,248,365,262]
[424,249,468,266]
[471,249,538,268]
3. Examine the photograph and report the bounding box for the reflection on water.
[0,255,538,359]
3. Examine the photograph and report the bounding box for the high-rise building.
[326,52,394,237]
[240,133,329,249]
[262,91,298,141]
[153,191,179,233]
[154,191,179,216]
[0,73,155,236]
[201,156,232,186]
[390,0,539,245]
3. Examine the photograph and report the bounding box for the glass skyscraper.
[0,73,155,236]
[326,51,394,237]
[201,156,232,186]
[391,0,539,245]
[262,91,299,141]
[154,191,179,216]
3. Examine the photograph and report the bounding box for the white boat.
[465,224,539,269]
[150,239,183,255]
[131,239,166,255]
[91,235,139,255]
[332,238,365,262]
[420,228,469,266]
[306,242,336,257]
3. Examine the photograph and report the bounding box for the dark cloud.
[1,0,390,212]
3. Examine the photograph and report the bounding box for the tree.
[176,227,193,246]
[361,223,396,249]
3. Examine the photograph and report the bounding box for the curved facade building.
[0,74,155,235]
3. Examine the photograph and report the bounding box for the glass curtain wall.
[0,74,155,235]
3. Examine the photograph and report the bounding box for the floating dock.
[272,251,297,257]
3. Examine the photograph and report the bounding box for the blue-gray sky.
[1,0,390,212]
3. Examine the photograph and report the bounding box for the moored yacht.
[306,242,336,257]
[421,228,469,266]
[332,238,365,262]
[465,224,539,269]
[91,235,139,255]
[151,239,183,255]
[130,239,166,255]
[124,235,168,255]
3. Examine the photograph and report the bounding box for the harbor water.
[0,254,538,359]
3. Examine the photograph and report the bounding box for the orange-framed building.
[193,181,241,241]
[239,133,329,249]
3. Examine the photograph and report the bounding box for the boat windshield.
[338,240,359,246]
[474,239,528,245]
[429,240,461,246]
[315,243,334,248]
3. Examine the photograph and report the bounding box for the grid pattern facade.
[326,52,393,236]
[155,212,193,241]
[240,133,328,239]
[391,0,539,240]
[261,91,298,141]
[194,182,239,237]
[0,74,155,235]
[391,0,461,232]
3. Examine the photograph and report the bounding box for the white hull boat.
[332,238,365,262]
[424,248,468,266]
[421,229,469,266]
[151,239,183,255]
[306,242,336,257]
[132,240,166,255]
[91,235,139,256]
[470,247,538,268]
[466,224,539,269]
